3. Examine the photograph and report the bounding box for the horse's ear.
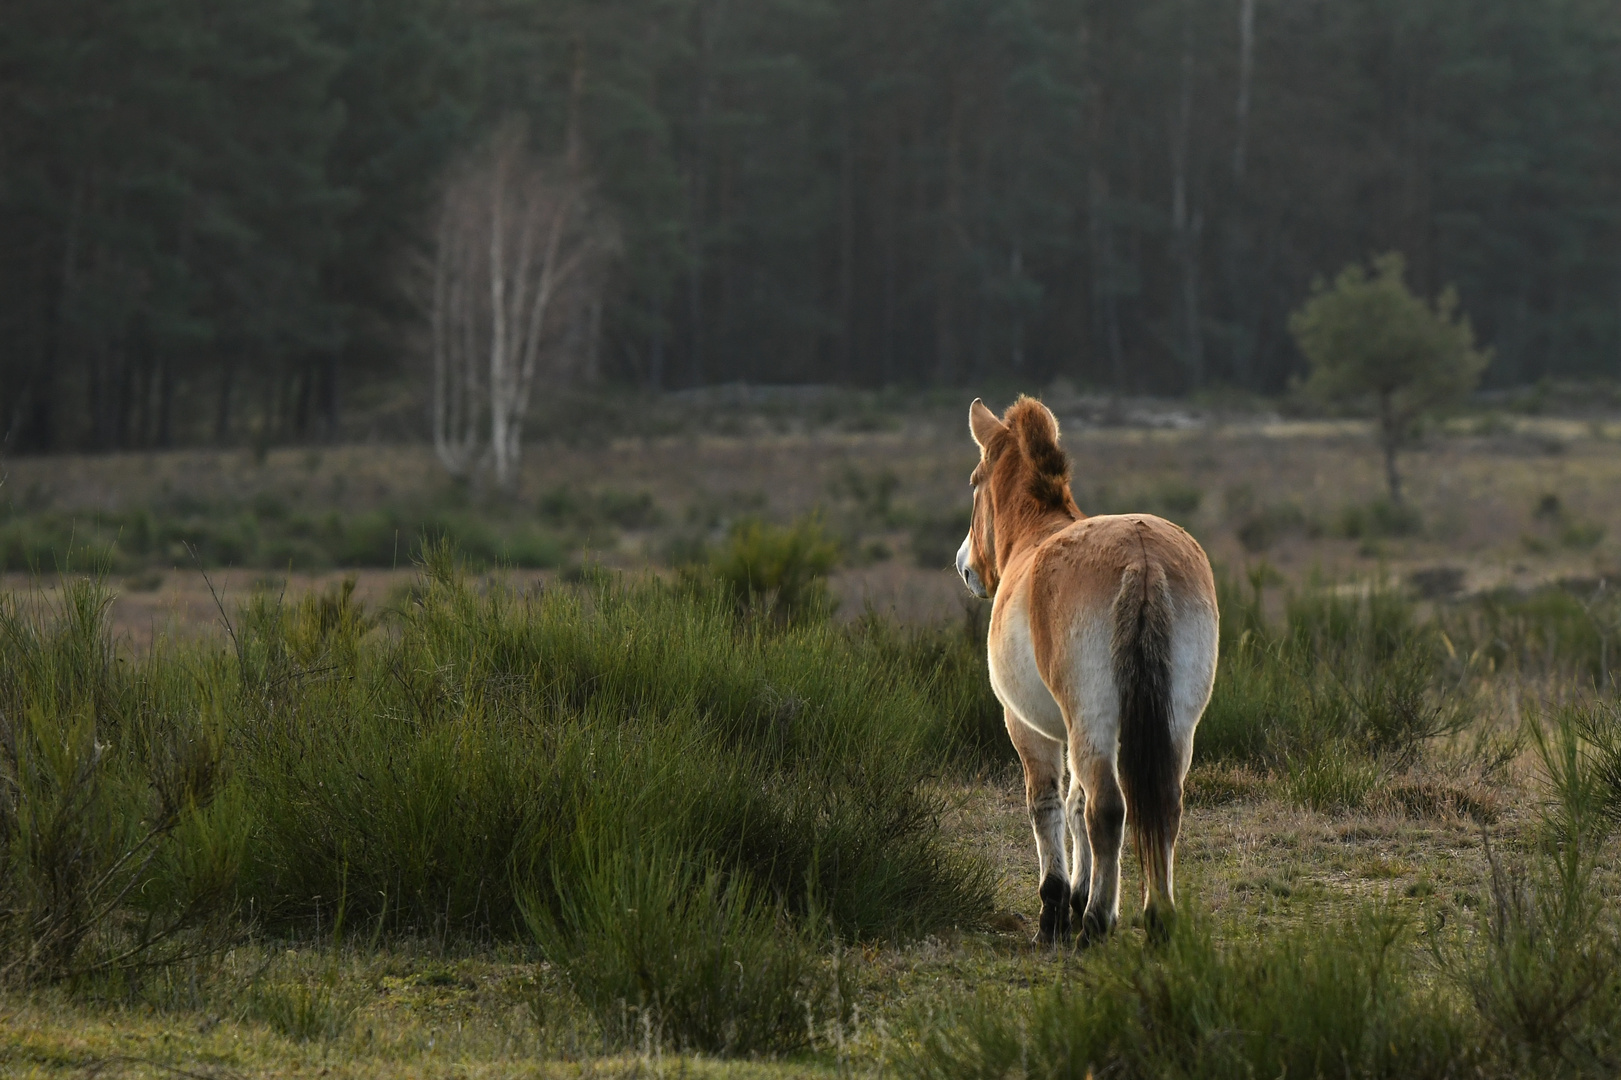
[1023,398,1062,444]
[969,398,1005,449]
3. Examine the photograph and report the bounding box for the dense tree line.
[3,0,1619,452]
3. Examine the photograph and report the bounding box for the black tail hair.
[1112,563,1179,876]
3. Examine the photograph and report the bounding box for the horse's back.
[1030,513,1214,608]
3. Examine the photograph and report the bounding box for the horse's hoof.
[1143,904,1175,945]
[1077,910,1113,949]
[1035,907,1072,945]
[1037,875,1072,945]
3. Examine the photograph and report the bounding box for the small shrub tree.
[697,517,840,623]
[1289,253,1488,503]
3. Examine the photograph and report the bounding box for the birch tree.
[430,120,613,486]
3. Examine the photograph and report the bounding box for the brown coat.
[958,396,1218,944]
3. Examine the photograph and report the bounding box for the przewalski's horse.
[956,397,1218,945]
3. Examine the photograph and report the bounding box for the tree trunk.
[323,351,340,442]
[1379,391,1403,504]
[934,82,963,385]
[565,36,587,177]
[686,0,715,388]
[293,363,313,438]
[1224,0,1258,388]
[1232,0,1255,182]
[838,95,856,383]
[881,140,899,385]
[488,148,513,487]
[132,349,150,448]
[1170,0,1203,389]
[1081,13,1123,391]
[649,287,665,390]
[215,361,234,444]
[156,361,174,449]
[585,298,602,383]
[1010,245,1024,372]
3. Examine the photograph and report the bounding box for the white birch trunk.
[1234,0,1256,182]
[1170,0,1204,387]
[427,118,615,490]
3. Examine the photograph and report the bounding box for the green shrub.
[1443,585,1617,687]
[912,508,971,570]
[0,518,119,572]
[1147,479,1203,518]
[244,976,358,1042]
[1571,700,1621,823]
[849,601,1010,770]
[1284,749,1383,812]
[0,504,570,572]
[225,545,989,940]
[1235,501,1309,553]
[909,909,1473,1080]
[1524,494,1605,553]
[0,576,241,983]
[697,516,840,622]
[525,839,846,1055]
[1434,708,1621,1074]
[1198,575,1469,771]
[538,486,662,531]
[829,466,905,529]
[1337,497,1423,540]
[0,547,994,1001]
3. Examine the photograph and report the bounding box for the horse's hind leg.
[1074,752,1125,945]
[1141,607,1218,939]
[1065,771,1090,928]
[1005,708,1070,944]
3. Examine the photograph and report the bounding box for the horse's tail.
[1111,562,1179,874]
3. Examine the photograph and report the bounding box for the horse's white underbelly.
[987,587,1068,743]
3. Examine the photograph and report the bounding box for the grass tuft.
[0,572,239,984]
[244,976,358,1042]
[525,839,848,1055]
[1199,572,1472,787]
[909,909,1472,1080]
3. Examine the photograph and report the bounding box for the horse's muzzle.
[956,535,988,599]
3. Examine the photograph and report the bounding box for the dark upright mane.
[1003,396,1076,513]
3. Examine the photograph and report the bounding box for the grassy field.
[7,388,1621,634]
[5,390,1621,1077]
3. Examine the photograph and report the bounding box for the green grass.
[1444,584,1621,689]
[0,498,572,571]
[9,531,1621,1070]
[908,709,1621,1079]
[1199,570,1472,777]
[909,909,1476,1080]
[524,839,848,1054]
[0,576,240,983]
[0,540,995,1055]
[225,545,992,943]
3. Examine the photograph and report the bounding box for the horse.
[955,396,1218,945]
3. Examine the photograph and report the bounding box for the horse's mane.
[1002,396,1073,512]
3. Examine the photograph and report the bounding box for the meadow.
[5,388,1621,1078]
